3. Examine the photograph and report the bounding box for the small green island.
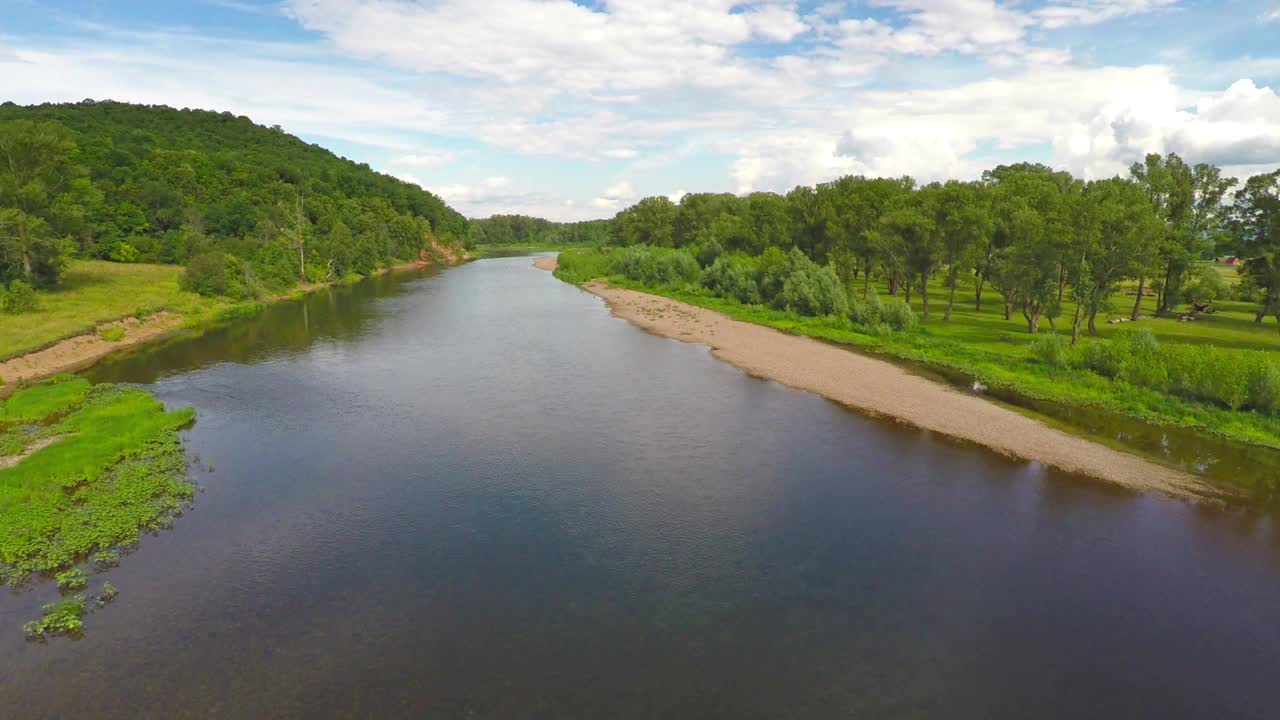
[0,376,195,638]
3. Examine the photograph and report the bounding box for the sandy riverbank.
[0,312,185,387]
[536,260,1213,499]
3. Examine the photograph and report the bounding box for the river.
[3,256,1280,718]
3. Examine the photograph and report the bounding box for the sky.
[2,1,1279,220]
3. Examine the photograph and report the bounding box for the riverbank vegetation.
[1,376,195,637]
[0,101,468,314]
[554,157,1280,455]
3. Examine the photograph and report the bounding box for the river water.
[4,256,1280,718]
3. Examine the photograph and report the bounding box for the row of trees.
[469,214,609,246]
[0,101,468,295]
[608,157,1280,338]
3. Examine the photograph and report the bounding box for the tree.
[877,205,934,310]
[1068,178,1161,343]
[281,188,309,279]
[924,180,991,321]
[0,120,81,286]
[1232,170,1280,329]
[612,196,677,247]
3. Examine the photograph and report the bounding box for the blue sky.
[2,0,1279,219]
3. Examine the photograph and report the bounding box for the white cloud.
[1058,78,1280,178]
[1034,0,1180,29]
[591,180,637,210]
[391,151,456,169]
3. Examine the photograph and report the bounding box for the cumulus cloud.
[8,0,1275,220]
[1058,78,1280,177]
[591,180,637,210]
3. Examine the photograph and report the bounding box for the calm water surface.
[4,257,1280,718]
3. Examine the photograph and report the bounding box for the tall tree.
[0,120,81,286]
[1232,170,1280,329]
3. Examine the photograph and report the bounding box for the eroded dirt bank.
[537,259,1214,500]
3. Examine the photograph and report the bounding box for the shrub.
[181,251,229,297]
[609,246,701,286]
[1030,333,1070,369]
[109,242,140,263]
[1248,360,1280,414]
[98,326,126,342]
[781,264,849,317]
[848,288,884,327]
[1114,328,1167,389]
[1181,264,1230,304]
[3,279,36,314]
[1081,340,1120,377]
[694,240,724,269]
[702,255,761,304]
[880,299,918,332]
[756,246,793,303]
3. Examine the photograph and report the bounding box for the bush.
[1248,360,1280,414]
[182,252,249,298]
[1030,333,1070,369]
[609,246,701,286]
[780,264,849,317]
[181,251,228,297]
[702,255,761,304]
[848,288,884,327]
[109,241,140,263]
[3,279,36,314]
[694,240,724,269]
[880,299,918,332]
[1181,264,1230,304]
[762,248,848,317]
[1114,328,1167,389]
[1081,340,1120,377]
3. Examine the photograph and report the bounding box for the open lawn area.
[1,261,226,361]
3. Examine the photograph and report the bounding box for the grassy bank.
[555,248,1280,454]
[1,376,195,637]
[1,260,231,362]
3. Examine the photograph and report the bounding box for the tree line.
[469,214,609,246]
[0,101,468,299]
[607,157,1280,339]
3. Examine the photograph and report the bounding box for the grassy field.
[555,248,1280,456]
[1,261,228,361]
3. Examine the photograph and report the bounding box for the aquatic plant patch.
[0,376,196,636]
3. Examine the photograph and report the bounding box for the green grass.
[0,377,196,584]
[555,249,1280,454]
[1,260,228,361]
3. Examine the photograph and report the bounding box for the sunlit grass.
[0,260,228,361]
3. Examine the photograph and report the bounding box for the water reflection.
[3,257,1279,719]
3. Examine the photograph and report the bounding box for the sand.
[0,313,183,389]
[533,256,559,271]
[536,260,1214,499]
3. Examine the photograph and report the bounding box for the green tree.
[0,120,81,286]
[1232,170,1280,329]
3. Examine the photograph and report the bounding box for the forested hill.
[0,100,468,293]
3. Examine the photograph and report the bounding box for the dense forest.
[0,101,468,299]
[470,214,609,246]
[602,157,1280,338]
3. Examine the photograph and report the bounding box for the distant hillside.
[0,100,468,291]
